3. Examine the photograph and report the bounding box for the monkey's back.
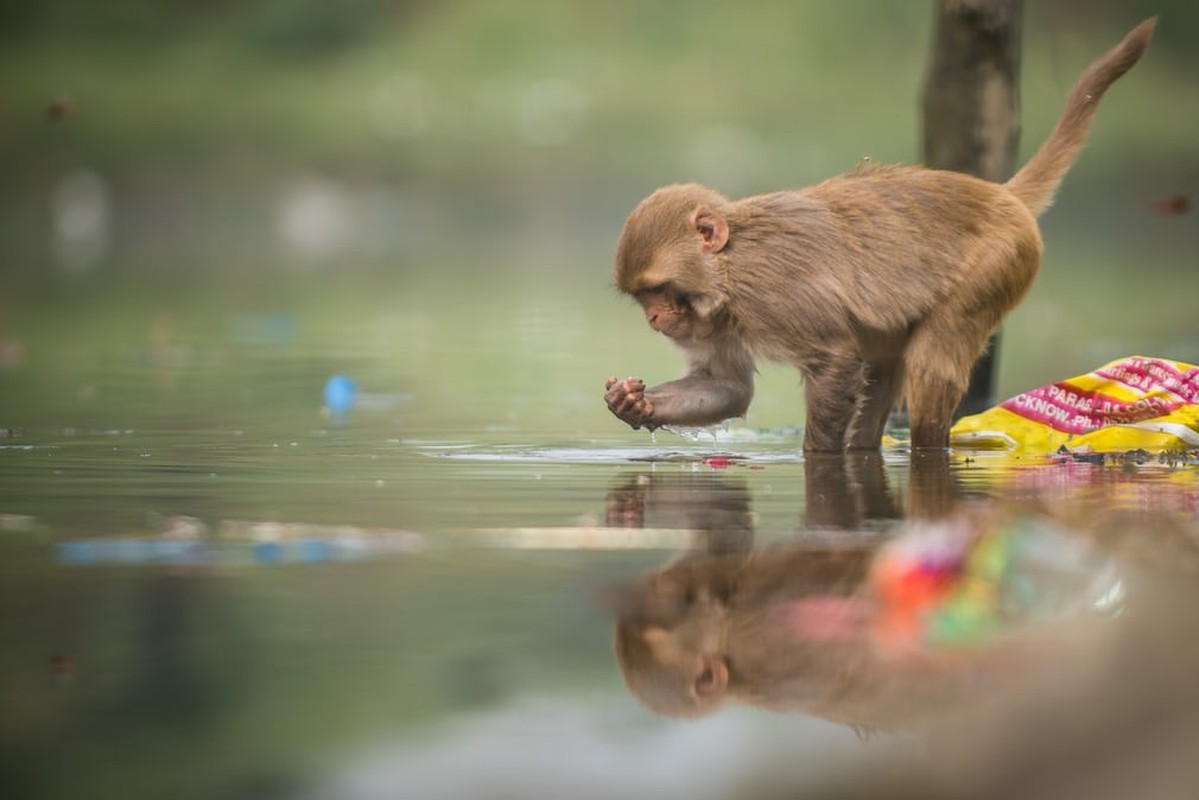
[727,167,1042,352]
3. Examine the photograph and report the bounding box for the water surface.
[2,278,1198,800]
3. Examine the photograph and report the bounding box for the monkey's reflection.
[605,471,754,555]
[802,451,901,529]
[805,449,964,528]
[609,453,1112,731]
[605,450,920,539]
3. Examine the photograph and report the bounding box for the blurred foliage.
[0,0,426,54]
[2,0,1193,193]
[0,0,1193,320]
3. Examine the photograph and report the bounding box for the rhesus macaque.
[614,544,886,724]
[611,524,1031,728]
[611,501,1125,728]
[610,452,955,725]
[605,19,1155,451]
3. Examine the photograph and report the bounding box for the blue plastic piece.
[324,375,358,415]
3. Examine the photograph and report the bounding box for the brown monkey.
[611,519,1041,728]
[611,500,1124,728]
[605,19,1155,451]
[613,543,887,723]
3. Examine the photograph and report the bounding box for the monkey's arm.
[605,374,752,431]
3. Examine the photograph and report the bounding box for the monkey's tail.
[1005,17,1156,217]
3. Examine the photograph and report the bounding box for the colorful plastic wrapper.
[950,356,1199,455]
[869,510,1122,657]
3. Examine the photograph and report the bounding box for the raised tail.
[1005,17,1156,216]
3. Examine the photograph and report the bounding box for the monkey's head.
[614,184,734,343]
[614,548,898,724]
[613,557,736,719]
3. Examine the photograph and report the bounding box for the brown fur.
[612,512,1041,728]
[615,528,1199,796]
[614,544,882,722]
[611,451,962,725]
[605,19,1155,451]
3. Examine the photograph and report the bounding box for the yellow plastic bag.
[950,356,1199,455]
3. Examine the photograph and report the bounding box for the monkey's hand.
[605,376,657,430]
[605,374,752,431]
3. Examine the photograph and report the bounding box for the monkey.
[605,472,756,555]
[801,529,1199,800]
[605,19,1156,451]
[611,509,1046,728]
[607,451,949,726]
[611,498,1136,730]
[613,541,888,723]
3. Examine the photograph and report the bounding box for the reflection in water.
[604,472,755,555]
[846,567,1199,800]
[608,452,1199,796]
[614,510,1121,730]
[122,572,249,728]
[4,388,1199,799]
[611,454,907,725]
[802,452,902,529]
[613,454,1135,730]
[58,517,427,567]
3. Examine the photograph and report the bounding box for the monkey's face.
[614,183,732,340]
[634,287,697,341]
[613,561,734,718]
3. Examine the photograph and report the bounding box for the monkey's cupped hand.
[605,376,656,430]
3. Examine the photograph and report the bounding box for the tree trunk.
[922,0,1022,417]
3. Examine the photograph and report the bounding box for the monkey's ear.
[693,654,729,700]
[692,207,729,253]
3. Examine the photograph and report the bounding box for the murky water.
[2,278,1198,800]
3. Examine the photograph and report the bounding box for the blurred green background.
[2,0,1196,436]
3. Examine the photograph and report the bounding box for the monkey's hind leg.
[904,315,994,449]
